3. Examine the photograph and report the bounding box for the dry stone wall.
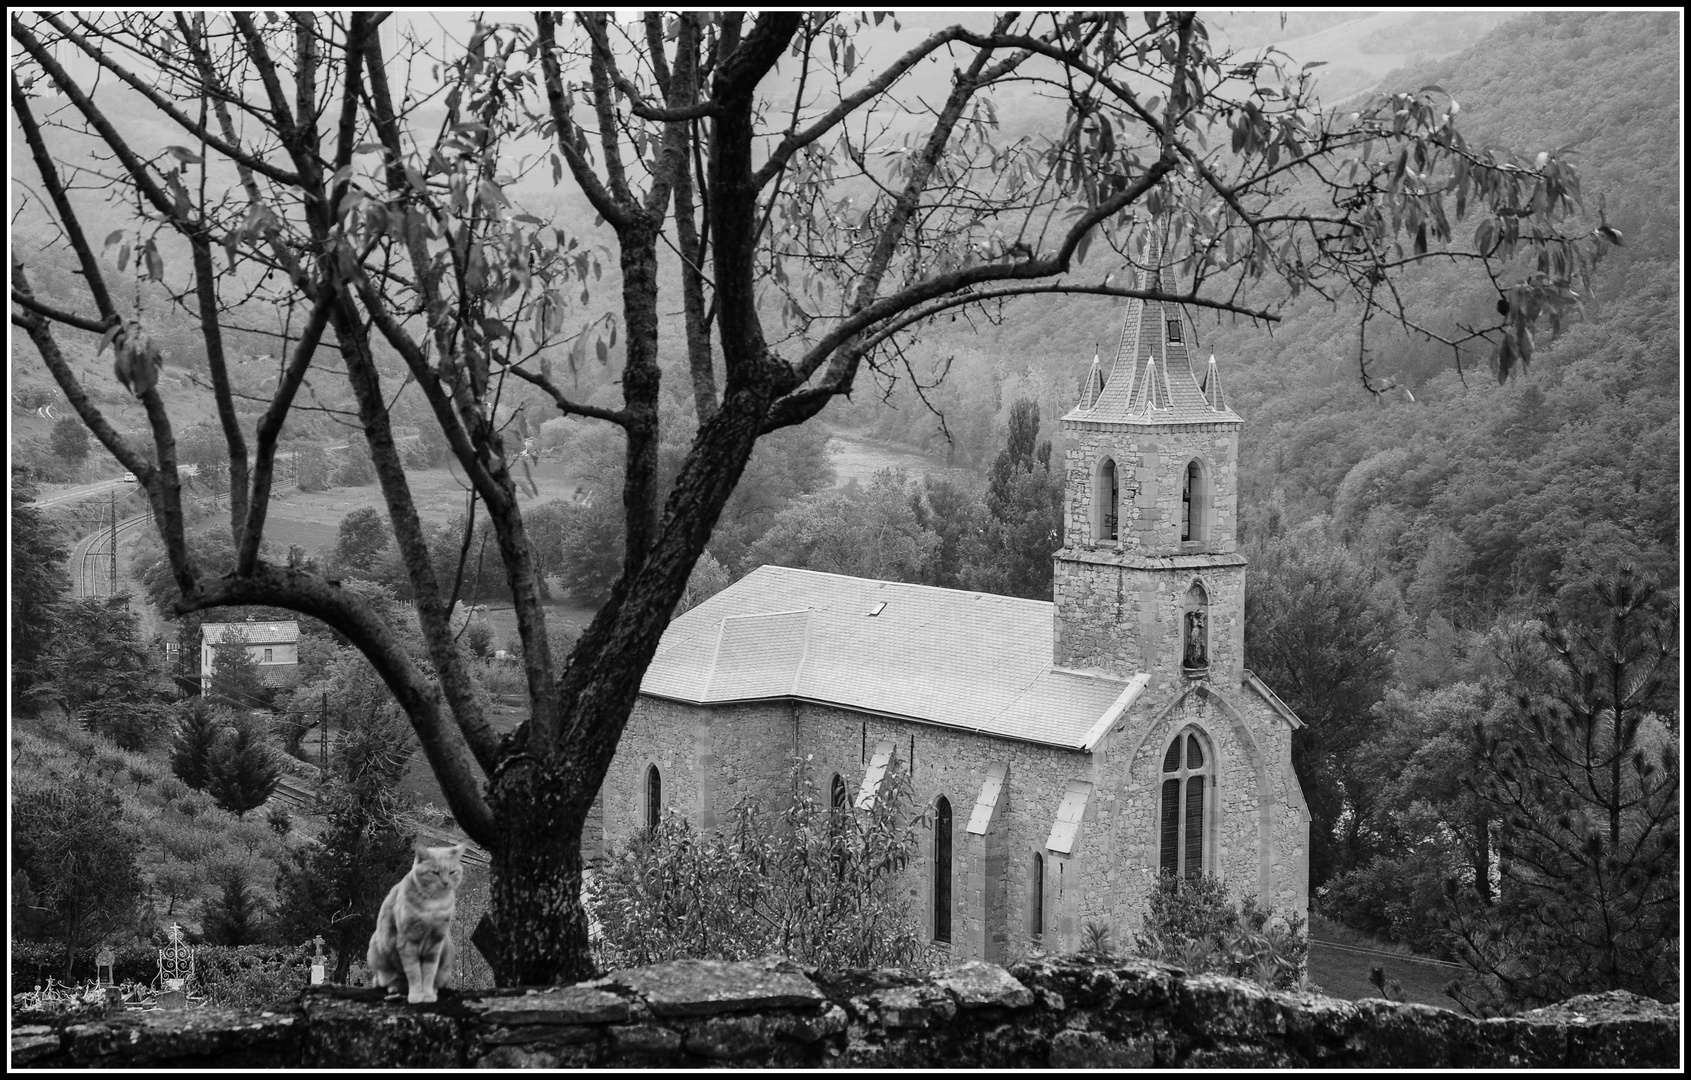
[12,956,1677,1069]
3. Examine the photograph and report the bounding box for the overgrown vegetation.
[590,757,930,972]
[1131,874,1311,992]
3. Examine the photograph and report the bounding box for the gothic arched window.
[645,764,662,835]
[1159,728,1212,879]
[1096,457,1119,542]
[934,796,953,943]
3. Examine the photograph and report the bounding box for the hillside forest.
[10,11,1678,1012]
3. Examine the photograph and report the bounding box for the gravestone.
[95,947,115,988]
[310,936,326,986]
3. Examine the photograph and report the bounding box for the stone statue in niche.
[1184,610,1208,668]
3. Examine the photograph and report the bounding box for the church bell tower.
[1053,229,1245,696]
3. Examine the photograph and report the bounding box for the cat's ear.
[452,844,467,856]
[413,840,431,860]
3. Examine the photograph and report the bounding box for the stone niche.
[10,956,1679,1069]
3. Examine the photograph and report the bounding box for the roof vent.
[866,602,887,617]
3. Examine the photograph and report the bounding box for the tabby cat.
[367,842,465,1004]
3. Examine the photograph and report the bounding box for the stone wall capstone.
[11,956,1678,1069]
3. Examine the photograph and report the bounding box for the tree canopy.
[10,10,1616,986]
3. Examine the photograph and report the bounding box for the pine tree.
[272,702,416,982]
[201,864,269,946]
[206,716,282,818]
[169,699,224,792]
[13,776,144,978]
[1447,566,1679,1013]
[207,627,271,711]
[11,472,70,709]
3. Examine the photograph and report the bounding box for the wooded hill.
[845,10,1679,622]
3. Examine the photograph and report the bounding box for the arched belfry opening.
[1181,459,1210,544]
[1095,457,1119,542]
[1182,581,1209,673]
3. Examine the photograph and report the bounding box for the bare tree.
[10,10,1615,984]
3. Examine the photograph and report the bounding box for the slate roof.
[640,566,1136,751]
[202,620,300,647]
[1062,226,1241,427]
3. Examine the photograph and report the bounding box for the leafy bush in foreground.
[1133,873,1309,991]
[590,756,930,972]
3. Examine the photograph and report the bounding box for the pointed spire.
[1080,350,1104,409]
[1201,354,1228,412]
[1136,353,1171,415]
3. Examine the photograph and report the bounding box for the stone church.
[594,245,1310,962]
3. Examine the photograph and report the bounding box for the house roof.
[640,566,1134,751]
[202,620,300,646]
[1062,226,1241,427]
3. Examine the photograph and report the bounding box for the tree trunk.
[484,752,595,986]
[333,933,354,985]
[60,906,82,982]
[1473,812,1493,905]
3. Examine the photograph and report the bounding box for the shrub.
[589,755,929,971]
[1133,874,1309,991]
[477,661,527,698]
[195,944,312,1010]
[127,763,158,787]
[152,818,217,865]
[82,701,173,753]
[157,776,187,806]
[177,793,208,819]
[11,942,158,996]
[266,806,293,836]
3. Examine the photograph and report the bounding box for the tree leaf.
[143,239,165,282]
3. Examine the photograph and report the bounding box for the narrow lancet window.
[934,796,953,943]
[1098,458,1119,541]
[645,765,662,835]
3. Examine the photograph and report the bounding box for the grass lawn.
[263,460,593,558]
[1306,915,1466,1009]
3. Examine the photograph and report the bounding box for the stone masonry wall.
[605,697,1106,958]
[1051,550,1245,691]
[607,693,1303,961]
[14,956,1677,1069]
[1060,423,1239,555]
[1089,682,1308,926]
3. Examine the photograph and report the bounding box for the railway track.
[269,774,490,868]
[72,514,151,598]
[67,475,299,599]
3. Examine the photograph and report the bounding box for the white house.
[201,618,302,688]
